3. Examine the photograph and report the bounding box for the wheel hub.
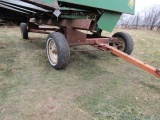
[116,38,125,51]
[48,39,58,65]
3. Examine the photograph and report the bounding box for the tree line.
[118,5,160,30]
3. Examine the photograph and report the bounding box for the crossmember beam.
[94,42,160,78]
[29,18,95,30]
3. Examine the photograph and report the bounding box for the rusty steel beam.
[93,42,160,78]
[69,38,118,46]
[28,29,51,34]
[28,22,57,32]
[66,27,86,44]
[30,18,95,30]
[71,49,99,52]
[38,28,57,31]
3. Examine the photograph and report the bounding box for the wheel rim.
[20,27,23,37]
[48,38,58,65]
[117,38,125,51]
[112,37,125,51]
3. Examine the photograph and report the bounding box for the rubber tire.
[20,23,28,39]
[112,32,134,55]
[46,32,70,70]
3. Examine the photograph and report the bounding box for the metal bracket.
[156,69,160,75]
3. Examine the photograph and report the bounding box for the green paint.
[41,0,135,14]
[97,11,122,32]
[58,0,135,14]
[37,0,134,32]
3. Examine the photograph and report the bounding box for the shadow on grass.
[139,81,160,92]
[24,37,46,50]
[70,51,107,80]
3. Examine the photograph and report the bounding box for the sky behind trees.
[136,0,160,12]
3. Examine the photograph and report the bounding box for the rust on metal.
[66,27,86,44]
[28,29,51,34]
[28,22,39,29]
[69,37,118,46]
[28,22,58,33]
[89,21,98,31]
[52,49,57,54]
[29,18,95,30]
[28,22,57,31]
[93,42,160,78]
[71,49,99,52]
[60,19,92,29]
[156,69,160,75]
[29,27,57,31]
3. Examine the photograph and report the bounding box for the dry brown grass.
[0,27,160,120]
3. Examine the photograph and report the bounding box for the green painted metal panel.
[33,0,134,32]
[97,12,122,32]
[39,0,135,14]
[58,0,135,14]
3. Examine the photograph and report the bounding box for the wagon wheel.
[20,23,28,39]
[112,32,134,55]
[46,32,70,70]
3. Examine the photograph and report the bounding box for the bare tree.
[142,5,160,30]
[157,21,160,30]
[118,5,160,30]
[129,13,141,29]
[118,14,135,28]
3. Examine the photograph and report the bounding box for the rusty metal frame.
[66,27,86,44]
[28,22,57,34]
[28,19,117,45]
[28,18,96,37]
[27,18,160,78]
[68,38,118,46]
[29,18,96,30]
[28,29,51,34]
[92,42,160,78]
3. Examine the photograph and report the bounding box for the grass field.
[0,26,160,120]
